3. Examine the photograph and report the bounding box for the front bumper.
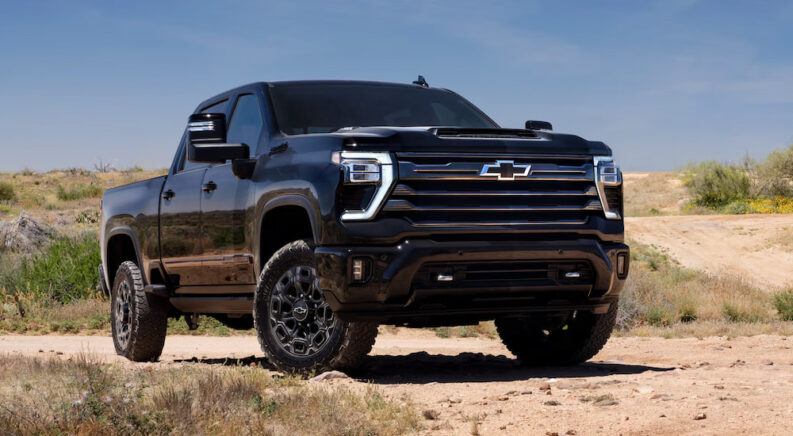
[316,238,629,324]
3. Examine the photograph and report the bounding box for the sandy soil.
[627,214,793,290]
[2,330,792,435]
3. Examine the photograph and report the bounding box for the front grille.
[382,153,602,226]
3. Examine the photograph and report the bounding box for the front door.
[197,93,263,286]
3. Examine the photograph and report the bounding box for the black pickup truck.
[99,79,629,371]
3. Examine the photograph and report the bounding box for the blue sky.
[1,0,792,171]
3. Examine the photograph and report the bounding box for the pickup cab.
[99,79,629,371]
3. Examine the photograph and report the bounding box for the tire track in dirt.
[626,214,793,290]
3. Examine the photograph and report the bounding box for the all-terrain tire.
[254,240,378,372]
[495,302,618,365]
[110,261,169,362]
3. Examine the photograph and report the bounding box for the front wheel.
[110,261,168,362]
[253,240,378,372]
[495,302,618,366]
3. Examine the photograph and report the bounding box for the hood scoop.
[431,127,538,140]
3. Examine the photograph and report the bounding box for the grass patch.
[0,232,101,303]
[618,239,775,332]
[431,322,497,339]
[0,181,16,202]
[0,298,108,334]
[56,183,103,201]
[0,354,420,435]
[773,290,793,321]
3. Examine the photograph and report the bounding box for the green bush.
[1,233,102,303]
[684,161,751,208]
[773,290,793,321]
[757,145,793,197]
[0,182,15,202]
[56,184,103,201]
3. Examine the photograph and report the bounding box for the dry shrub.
[0,354,420,436]
[618,240,774,331]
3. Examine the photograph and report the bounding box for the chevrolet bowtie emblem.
[480,160,531,181]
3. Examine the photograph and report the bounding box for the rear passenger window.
[227,94,263,150]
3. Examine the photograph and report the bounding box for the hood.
[331,126,612,156]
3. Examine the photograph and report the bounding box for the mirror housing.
[188,142,250,164]
[525,120,553,131]
[188,113,227,144]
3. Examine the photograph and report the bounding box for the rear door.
[160,99,229,286]
[197,92,264,286]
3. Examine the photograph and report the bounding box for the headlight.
[594,156,623,220]
[332,151,395,221]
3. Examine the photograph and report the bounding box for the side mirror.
[187,113,249,164]
[188,113,227,144]
[525,120,553,131]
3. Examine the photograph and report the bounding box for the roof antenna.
[412,75,429,87]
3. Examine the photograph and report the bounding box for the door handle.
[269,142,289,156]
[161,189,175,200]
[201,181,217,192]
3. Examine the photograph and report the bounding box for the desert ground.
[2,331,792,435]
[627,214,793,290]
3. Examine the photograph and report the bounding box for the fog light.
[351,257,371,282]
[617,253,628,278]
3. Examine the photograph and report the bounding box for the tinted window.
[269,83,496,135]
[227,94,263,148]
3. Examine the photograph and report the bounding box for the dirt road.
[626,214,793,290]
[2,330,792,435]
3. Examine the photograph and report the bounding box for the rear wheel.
[254,240,378,372]
[110,261,168,362]
[495,302,618,365]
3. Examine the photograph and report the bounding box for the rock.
[521,390,533,395]
[539,383,551,390]
[651,394,679,401]
[714,385,725,390]
[448,397,462,404]
[0,213,54,254]
[422,409,440,420]
[633,385,655,394]
[694,413,707,420]
[762,359,774,366]
[310,370,349,382]
[566,431,578,435]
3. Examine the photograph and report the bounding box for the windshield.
[269,83,497,135]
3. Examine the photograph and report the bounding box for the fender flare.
[258,195,320,243]
[255,195,320,275]
[104,226,144,286]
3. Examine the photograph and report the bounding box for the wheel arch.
[105,227,144,288]
[257,196,318,274]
